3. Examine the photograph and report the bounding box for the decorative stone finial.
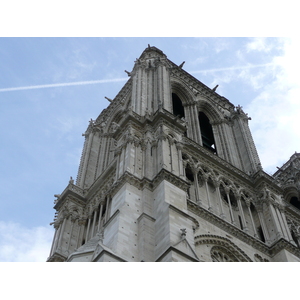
[180,228,187,238]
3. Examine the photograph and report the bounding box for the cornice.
[109,168,190,198]
[54,183,86,211]
[252,170,282,195]
[187,199,270,254]
[112,107,187,142]
[46,251,67,262]
[182,136,284,199]
[152,168,190,192]
[169,61,235,112]
[94,78,132,125]
[169,204,200,230]
[182,136,254,189]
[268,238,300,259]
[189,200,300,259]
[85,159,117,200]
[110,172,150,197]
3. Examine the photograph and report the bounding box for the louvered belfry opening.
[199,112,216,154]
[172,93,185,119]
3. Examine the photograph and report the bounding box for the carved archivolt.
[211,246,239,262]
[195,234,252,262]
[171,79,197,106]
[254,253,269,262]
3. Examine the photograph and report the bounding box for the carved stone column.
[237,196,248,233]
[194,171,201,205]
[275,206,288,240]
[267,200,283,239]
[50,223,60,256]
[91,209,97,238]
[115,147,122,181]
[176,142,184,179]
[280,207,295,244]
[169,137,174,173]
[85,215,92,242]
[151,141,158,177]
[77,218,86,248]
[105,196,111,222]
[183,104,193,139]
[256,203,270,244]
[225,187,235,225]
[97,202,104,232]
[245,200,258,238]
[57,217,67,251]
[78,130,95,188]
[204,175,212,211]
[215,182,225,219]
[133,140,139,176]
[141,141,147,178]
[67,216,77,253]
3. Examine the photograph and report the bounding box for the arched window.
[250,203,265,242]
[172,93,185,118]
[185,165,194,182]
[229,190,238,208]
[290,196,300,210]
[198,112,216,154]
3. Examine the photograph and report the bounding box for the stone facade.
[47,46,300,262]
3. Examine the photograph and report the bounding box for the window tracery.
[211,246,239,262]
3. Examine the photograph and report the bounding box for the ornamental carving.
[254,253,269,262]
[211,246,239,262]
[195,234,252,262]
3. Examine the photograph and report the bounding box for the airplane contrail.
[0,63,277,93]
[190,63,276,74]
[0,77,128,92]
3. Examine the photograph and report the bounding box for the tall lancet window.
[199,112,217,154]
[172,93,185,119]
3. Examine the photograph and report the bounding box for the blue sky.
[1,37,300,262]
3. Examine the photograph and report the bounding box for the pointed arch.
[194,234,252,262]
[198,111,217,153]
[197,99,224,123]
[172,93,185,118]
[250,202,265,242]
[171,80,196,106]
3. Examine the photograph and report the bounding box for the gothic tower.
[47,46,300,262]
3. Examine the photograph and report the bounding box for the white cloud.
[246,37,274,53]
[213,38,231,53]
[246,37,300,173]
[0,221,54,262]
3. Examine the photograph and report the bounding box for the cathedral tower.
[47,46,300,262]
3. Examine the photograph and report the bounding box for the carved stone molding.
[194,234,252,262]
[188,199,270,254]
